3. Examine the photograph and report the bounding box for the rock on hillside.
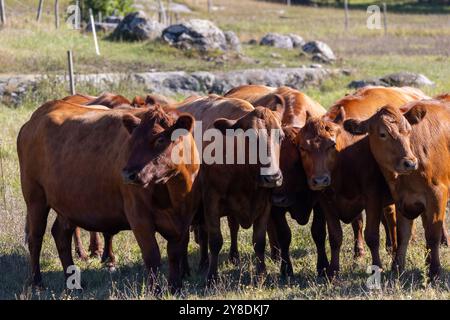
[162,19,231,52]
[110,11,163,41]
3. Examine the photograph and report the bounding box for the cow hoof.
[353,249,365,260]
[106,263,116,273]
[90,250,103,259]
[76,250,89,261]
[280,262,294,278]
[325,268,339,281]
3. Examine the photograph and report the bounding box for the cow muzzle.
[272,193,294,207]
[259,170,283,188]
[309,174,331,190]
[396,157,418,174]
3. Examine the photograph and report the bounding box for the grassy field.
[0,0,449,300]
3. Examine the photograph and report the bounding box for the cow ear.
[131,96,145,108]
[145,95,157,107]
[333,106,346,125]
[404,105,427,125]
[122,114,141,134]
[173,114,194,133]
[343,119,368,135]
[268,94,285,118]
[213,118,237,135]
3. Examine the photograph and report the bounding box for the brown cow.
[177,95,284,280]
[18,101,199,292]
[297,86,429,277]
[343,100,450,278]
[132,94,177,108]
[60,92,177,265]
[225,85,366,276]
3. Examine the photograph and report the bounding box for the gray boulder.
[381,72,435,87]
[260,33,293,49]
[302,41,336,63]
[224,31,241,51]
[110,11,163,41]
[348,72,434,89]
[288,34,305,48]
[162,19,228,52]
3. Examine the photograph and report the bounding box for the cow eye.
[379,132,387,139]
[154,136,166,147]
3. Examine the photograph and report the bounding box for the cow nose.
[401,158,418,171]
[311,175,331,189]
[122,169,138,184]
[260,170,283,188]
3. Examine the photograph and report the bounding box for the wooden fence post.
[89,8,100,56]
[67,50,76,95]
[382,3,388,36]
[0,0,6,25]
[207,0,212,13]
[37,0,44,23]
[344,0,349,32]
[54,0,59,29]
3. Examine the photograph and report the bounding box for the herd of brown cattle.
[17,85,450,293]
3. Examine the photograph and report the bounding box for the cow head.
[213,99,285,188]
[297,108,345,190]
[121,106,196,186]
[344,105,424,175]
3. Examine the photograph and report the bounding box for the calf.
[344,100,450,278]
[178,95,284,280]
[18,101,199,292]
[297,86,429,277]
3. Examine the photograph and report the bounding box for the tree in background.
[73,0,134,20]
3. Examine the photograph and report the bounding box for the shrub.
[74,0,134,21]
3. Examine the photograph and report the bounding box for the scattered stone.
[348,72,434,89]
[310,64,323,69]
[224,31,241,52]
[381,72,435,87]
[110,11,163,41]
[302,40,336,63]
[260,33,293,49]
[270,53,281,58]
[104,15,122,24]
[288,34,305,48]
[248,39,258,45]
[162,19,228,52]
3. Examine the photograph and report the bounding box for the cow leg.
[167,238,184,293]
[127,216,161,293]
[364,198,383,269]
[392,213,413,274]
[197,223,209,274]
[252,209,270,275]
[88,232,103,258]
[311,205,329,277]
[323,204,342,278]
[51,217,76,282]
[180,231,191,278]
[227,216,240,265]
[206,222,223,282]
[267,213,280,262]
[422,191,446,280]
[25,189,50,287]
[383,204,397,254]
[441,220,449,247]
[271,210,292,277]
[351,213,365,259]
[73,227,88,261]
[101,233,116,270]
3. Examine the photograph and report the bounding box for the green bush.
[74,0,134,21]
